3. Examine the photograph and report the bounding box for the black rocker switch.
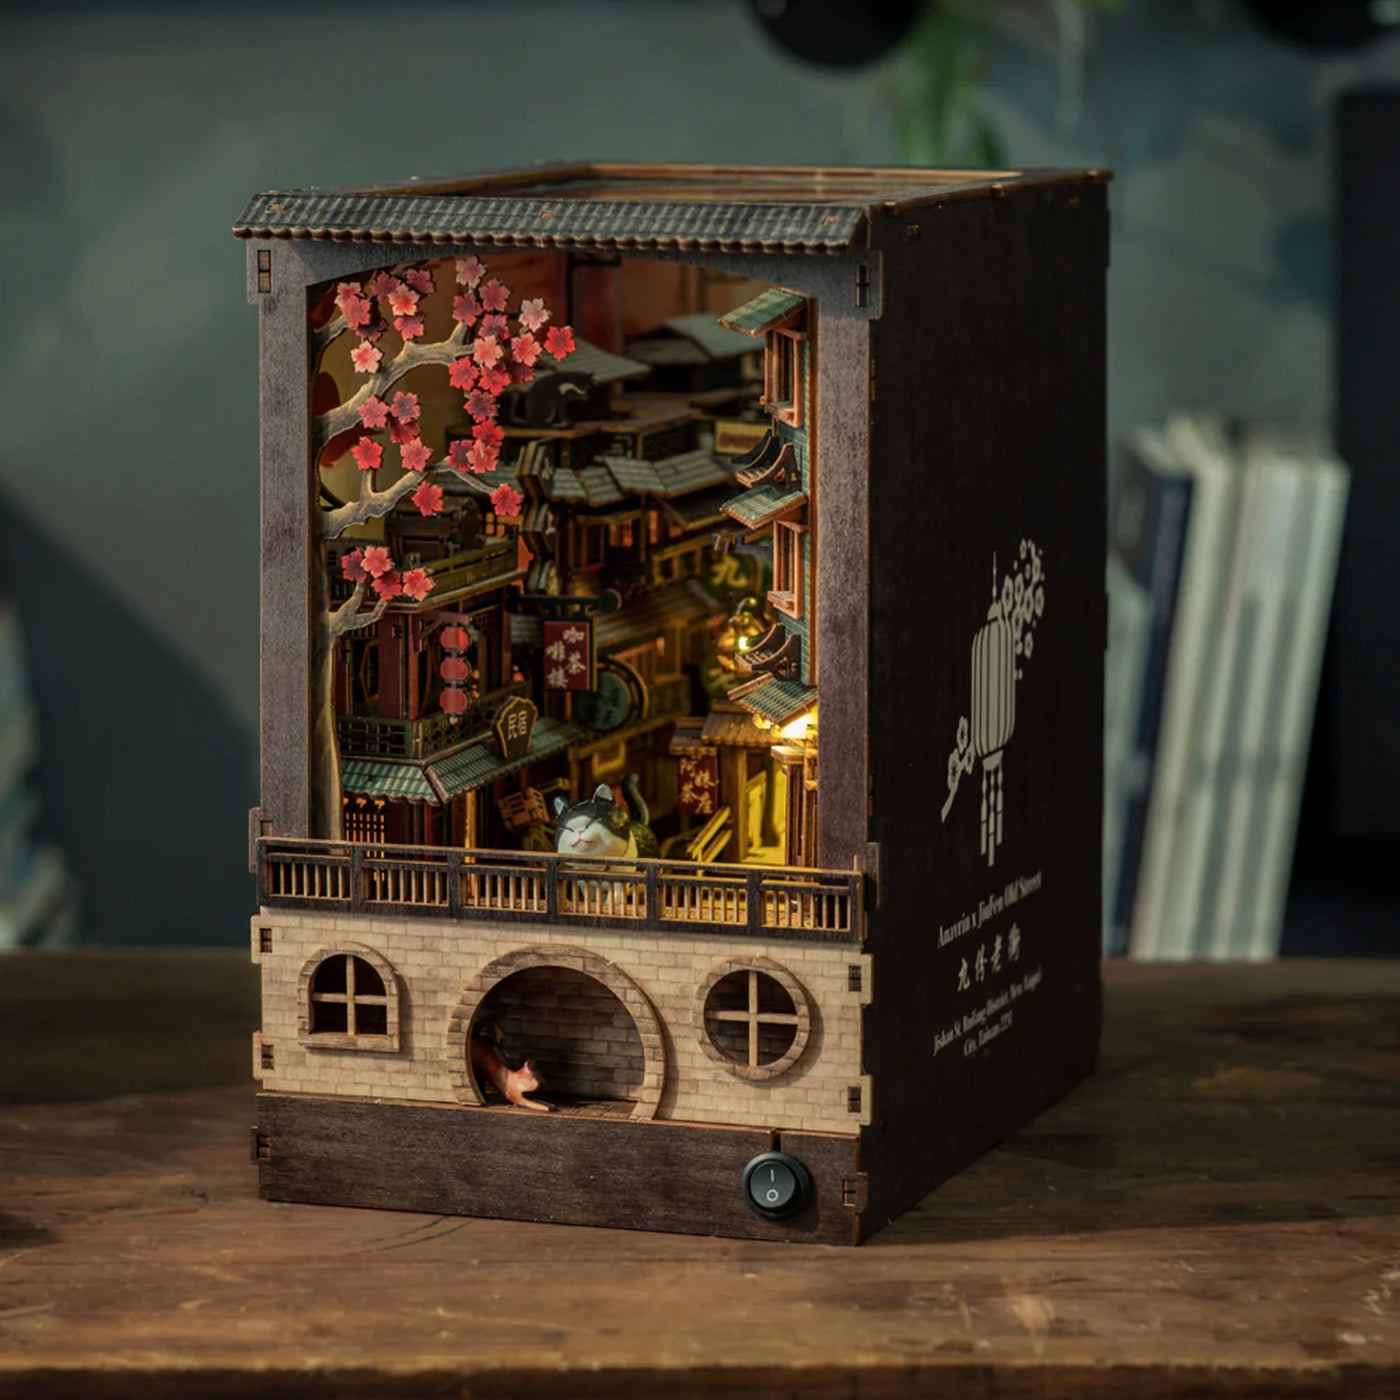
[741,1151,813,1220]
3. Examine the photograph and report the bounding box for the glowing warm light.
[778,707,816,741]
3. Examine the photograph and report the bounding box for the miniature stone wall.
[252,909,871,1135]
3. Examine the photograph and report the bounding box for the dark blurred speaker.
[1332,89,1400,838]
[745,0,927,69]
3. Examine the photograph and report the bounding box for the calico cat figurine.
[470,1021,550,1112]
[553,773,660,860]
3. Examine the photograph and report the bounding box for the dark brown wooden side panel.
[860,178,1109,1232]
[257,1093,859,1245]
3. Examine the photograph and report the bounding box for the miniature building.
[237,162,1109,1244]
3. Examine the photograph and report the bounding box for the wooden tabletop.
[0,952,1396,1398]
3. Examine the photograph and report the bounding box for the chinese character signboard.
[678,751,719,816]
[493,696,538,762]
[543,620,592,691]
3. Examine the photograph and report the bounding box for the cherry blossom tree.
[309,253,574,838]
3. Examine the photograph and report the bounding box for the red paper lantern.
[440,688,469,716]
[441,626,470,652]
[440,655,470,683]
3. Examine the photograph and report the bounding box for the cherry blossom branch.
[328,579,389,638]
[321,461,492,542]
[313,323,470,455]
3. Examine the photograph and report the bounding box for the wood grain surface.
[0,952,1396,1397]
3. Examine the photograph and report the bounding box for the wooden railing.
[337,683,529,761]
[257,839,863,945]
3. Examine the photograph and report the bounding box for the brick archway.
[445,945,665,1120]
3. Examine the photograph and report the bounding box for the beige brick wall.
[251,909,870,1134]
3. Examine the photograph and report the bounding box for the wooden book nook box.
[236,162,1109,1244]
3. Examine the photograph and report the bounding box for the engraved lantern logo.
[941,540,1045,866]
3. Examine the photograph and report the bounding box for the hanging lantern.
[440,621,474,719]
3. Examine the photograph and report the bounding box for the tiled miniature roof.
[661,484,735,530]
[236,165,1101,250]
[429,716,579,799]
[593,576,725,650]
[341,760,437,802]
[598,448,731,499]
[626,313,758,366]
[701,707,773,748]
[536,341,650,384]
[733,679,818,726]
[721,483,807,529]
[719,289,805,337]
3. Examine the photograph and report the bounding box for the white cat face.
[555,812,633,858]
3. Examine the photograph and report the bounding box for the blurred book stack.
[0,599,77,948]
[1103,414,1349,961]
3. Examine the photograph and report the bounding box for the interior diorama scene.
[312,249,821,876]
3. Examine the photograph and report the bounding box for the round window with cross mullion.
[697,958,812,1081]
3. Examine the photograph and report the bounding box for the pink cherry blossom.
[517,298,550,333]
[358,396,390,429]
[511,361,535,386]
[341,295,372,330]
[478,366,511,396]
[455,255,486,288]
[449,357,477,392]
[466,389,497,423]
[479,279,509,313]
[473,419,503,449]
[472,335,503,369]
[372,573,404,600]
[412,482,444,516]
[394,314,424,342]
[467,441,498,475]
[511,332,542,367]
[350,341,383,373]
[481,313,510,341]
[390,391,421,423]
[388,286,419,317]
[401,567,434,602]
[452,292,481,325]
[400,437,432,473]
[352,438,383,472]
[447,441,474,473]
[490,483,524,517]
[361,545,394,579]
[369,272,399,300]
[341,549,368,582]
[403,267,434,296]
[545,325,576,360]
[389,418,420,445]
[334,281,362,309]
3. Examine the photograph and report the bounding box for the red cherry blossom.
[510,361,535,386]
[334,281,362,309]
[372,573,404,600]
[545,325,576,359]
[341,295,372,330]
[467,441,498,474]
[481,313,510,341]
[473,420,504,449]
[341,549,368,582]
[466,389,497,423]
[452,292,481,325]
[449,357,477,392]
[447,441,474,473]
[350,341,383,373]
[479,279,509,313]
[400,437,432,473]
[389,418,420,445]
[490,483,524,517]
[358,396,390,429]
[511,332,542,366]
[412,482,444,516]
[401,567,434,602]
[390,391,421,423]
[403,267,434,296]
[388,286,419,317]
[479,366,510,396]
[352,438,383,472]
[361,545,394,579]
[517,298,550,332]
[455,255,486,288]
[472,335,503,369]
[369,272,399,300]
[394,314,424,342]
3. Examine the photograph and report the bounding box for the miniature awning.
[718,289,806,338]
[660,484,734,530]
[341,716,580,806]
[593,576,725,650]
[599,449,732,499]
[535,339,650,386]
[720,483,807,530]
[731,677,818,727]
